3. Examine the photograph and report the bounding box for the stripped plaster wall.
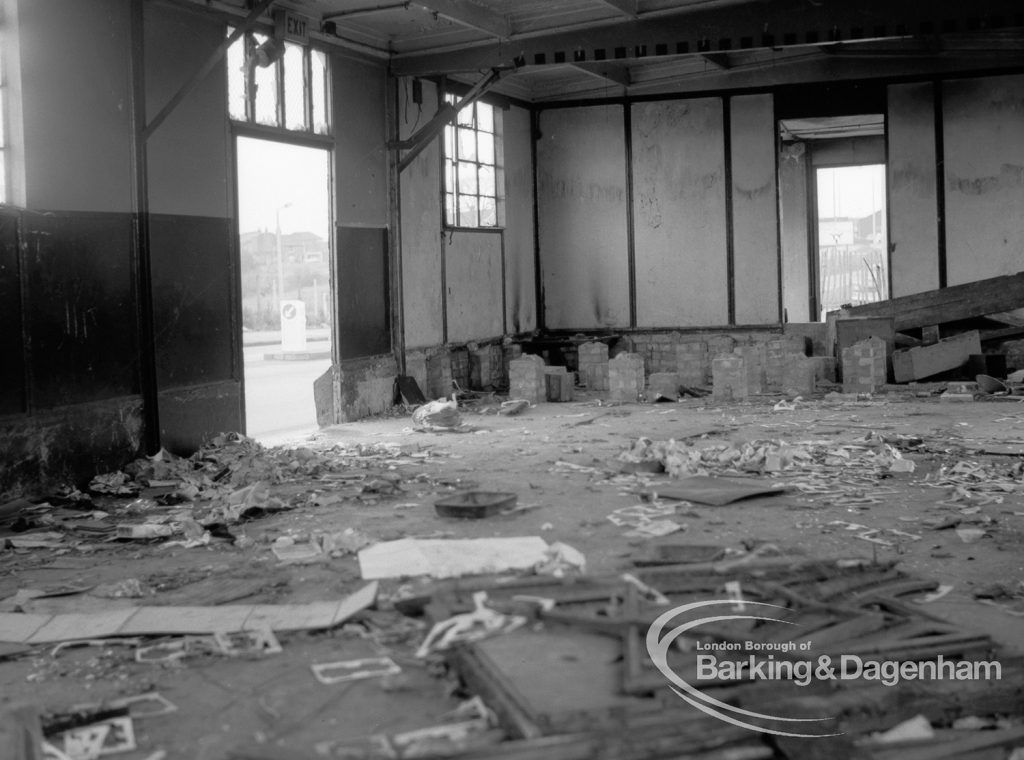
[398,78,537,354]
[943,73,1024,286]
[631,98,728,327]
[537,105,630,330]
[887,82,941,297]
[729,93,780,325]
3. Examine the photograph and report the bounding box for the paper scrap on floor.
[358,537,551,579]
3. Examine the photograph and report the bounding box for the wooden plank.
[841,271,1024,331]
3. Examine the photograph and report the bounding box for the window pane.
[445,194,456,226]
[478,165,495,197]
[477,132,494,165]
[253,55,279,126]
[311,50,329,134]
[283,43,306,131]
[477,102,493,132]
[456,101,474,126]
[444,125,454,161]
[458,162,477,194]
[458,195,478,227]
[226,33,247,121]
[444,161,455,194]
[457,128,476,161]
[479,196,496,226]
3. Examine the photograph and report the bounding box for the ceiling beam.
[701,52,731,68]
[592,0,639,19]
[390,0,1024,76]
[412,0,511,40]
[570,62,631,86]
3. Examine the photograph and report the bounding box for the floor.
[2,390,1023,759]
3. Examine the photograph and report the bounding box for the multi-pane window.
[443,94,504,228]
[227,28,329,135]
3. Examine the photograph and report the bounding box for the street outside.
[243,328,331,445]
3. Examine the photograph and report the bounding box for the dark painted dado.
[0,213,25,417]
[149,213,237,387]
[23,211,140,408]
[336,225,390,360]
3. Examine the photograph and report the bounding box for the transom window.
[226,28,329,135]
[443,93,504,228]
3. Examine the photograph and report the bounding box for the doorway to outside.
[815,164,888,319]
[235,135,332,444]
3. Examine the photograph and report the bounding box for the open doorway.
[236,135,332,444]
[778,114,889,322]
[814,164,888,319]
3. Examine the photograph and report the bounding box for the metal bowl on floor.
[434,491,517,519]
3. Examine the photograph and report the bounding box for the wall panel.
[335,58,389,226]
[538,106,629,330]
[887,82,940,297]
[0,213,25,416]
[337,226,389,358]
[943,74,1024,285]
[779,143,811,323]
[632,99,728,326]
[503,105,536,334]
[730,94,780,325]
[18,0,133,212]
[24,213,138,408]
[445,232,504,343]
[399,80,444,349]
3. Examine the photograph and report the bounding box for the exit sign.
[275,9,312,43]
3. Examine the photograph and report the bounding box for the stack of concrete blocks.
[647,372,680,400]
[705,335,736,384]
[450,347,470,391]
[842,336,887,394]
[470,345,504,390]
[810,357,837,384]
[765,336,809,391]
[609,352,646,402]
[543,366,574,401]
[676,341,707,388]
[509,354,547,403]
[646,333,679,374]
[425,352,453,399]
[712,354,747,401]
[782,356,818,396]
[734,344,767,395]
[577,341,609,390]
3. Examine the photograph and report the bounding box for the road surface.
[243,341,331,445]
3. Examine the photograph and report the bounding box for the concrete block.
[809,356,837,383]
[578,340,610,390]
[404,353,429,398]
[317,356,398,424]
[675,341,707,387]
[510,354,547,403]
[426,352,453,399]
[706,335,736,361]
[544,366,574,402]
[892,330,982,383]
[782,356,817,396]
[734,344,766,394]
[647,372,680,400]
[842,337,887,394]
[784,323,827,357]
[609,352,645,402]
[712,355,747,401]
